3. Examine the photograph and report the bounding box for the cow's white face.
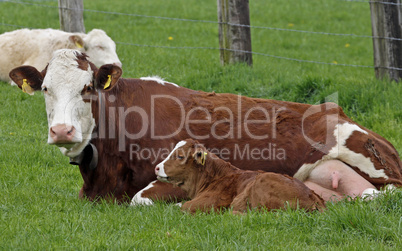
[9,49,122,158]
[43,50,95,157]
[83,29,122,68]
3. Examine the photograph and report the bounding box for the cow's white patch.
[293,156,333,181]
[294,122,388,181]
[44,49,95,157]
[156,140,187,177]
[130,180,157,206]
[140,76,179,88]
[82,29,121,67]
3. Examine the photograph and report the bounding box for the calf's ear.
[9,66,43,95]
[95,64,122,91]
[193,149,207,166]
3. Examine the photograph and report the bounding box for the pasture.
[0,0,401,249]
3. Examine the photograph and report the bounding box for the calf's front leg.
[181,194,231,214]
[131,180,188,206]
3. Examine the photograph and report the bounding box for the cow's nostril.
[67,127,75,135]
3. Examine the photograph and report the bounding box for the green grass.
[0,0,401,249]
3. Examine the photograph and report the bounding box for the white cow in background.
[0,28,122,83]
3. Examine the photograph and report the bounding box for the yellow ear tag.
[201,152,207,165]
[22,79,34,95]
[75,41,83,48]
[104,75,112,90]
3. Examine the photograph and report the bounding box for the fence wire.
[3,0,402,41]
[2,0,402,71]
[336,0,402,6]
[118,41,402,71]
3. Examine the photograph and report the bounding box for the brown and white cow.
[155,139,326,213]
[9,49,402,204]
[0,28,121,83]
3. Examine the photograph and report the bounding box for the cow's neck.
[69,143,98,170]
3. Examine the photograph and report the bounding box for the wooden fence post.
[58,0,85,33]
[370,0,402,82]
[217,0,252,66]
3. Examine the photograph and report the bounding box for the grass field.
[0,0,401,250]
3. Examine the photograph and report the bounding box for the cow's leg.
[181,196,222,214]
[230,189,250,213]
[181,200,210,214]
[361,184,396,198]
[131,180,157,206]
[303,160,378,201]
[130,180,188,206]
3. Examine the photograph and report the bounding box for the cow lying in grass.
[155,139,326,214]
[0,28,121,83]
[10,49,401,204]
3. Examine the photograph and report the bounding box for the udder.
[303,160,377,202]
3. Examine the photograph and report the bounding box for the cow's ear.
[95,64,122,91]
[193,149,207,166]
[69,35,84,49]
[9,66,43,95]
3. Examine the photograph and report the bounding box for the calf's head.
[155,139,208,192]
[9,49,122,158]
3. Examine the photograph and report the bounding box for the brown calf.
[155,139,326,214]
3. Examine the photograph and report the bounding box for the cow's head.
[71,29,122,68]
[9,49,122,158]
[155,139,208,191]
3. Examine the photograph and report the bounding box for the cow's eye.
[42,87,48,92]
[177,156,184,160]
[85,85,94,92]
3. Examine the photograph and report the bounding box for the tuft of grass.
[293,76,329,103]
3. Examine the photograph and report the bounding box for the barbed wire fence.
[1,0,402,73]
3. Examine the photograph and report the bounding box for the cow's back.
[107,79,362,177]
[0,29,75,82]
[104,80,310,174]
